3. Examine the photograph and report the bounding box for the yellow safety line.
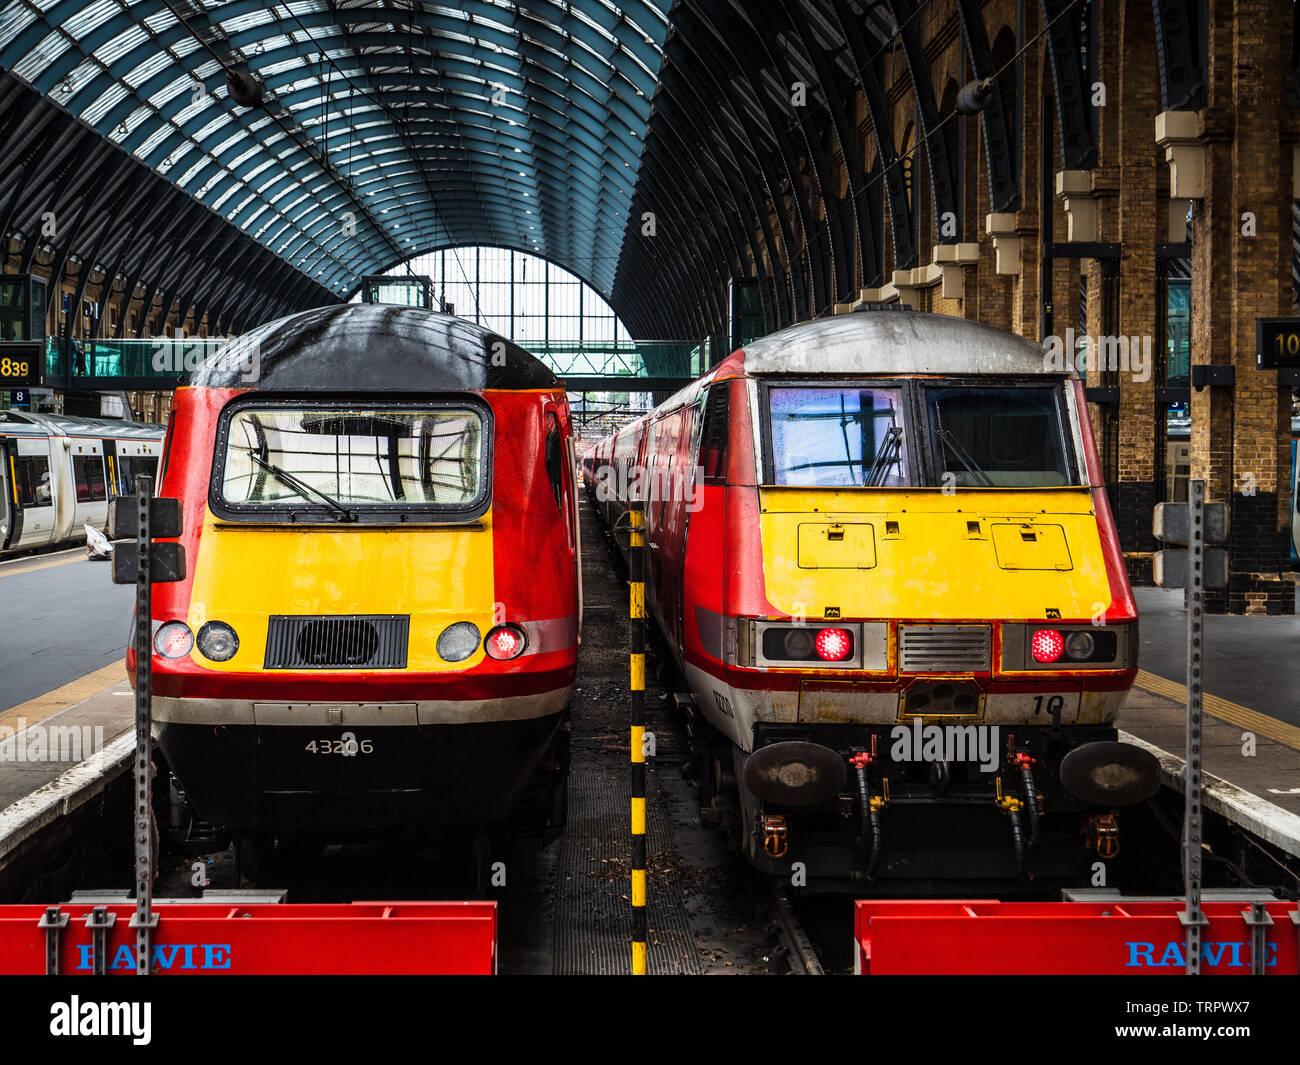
[1134,669,1300,751]
[0,660,126,730]
[0,553,84,578]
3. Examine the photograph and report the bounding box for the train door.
[652,407,693,646]
[643,416,669,626]
[49,436,77,543]
[0,439,13,550]
[566,434,583,633]
[102,438,119,499]
[680,385,730,663]
[69,439,109,535]
[12,437,56,548]
[669,393,710,649]
[543,407,580,619]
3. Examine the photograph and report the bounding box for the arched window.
[364,246,634,347]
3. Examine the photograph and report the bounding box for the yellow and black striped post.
[628,500,647,975]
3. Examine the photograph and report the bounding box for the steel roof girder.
[953,0,1020,213]
[829,0,917,271]
[740,1,850,312]
[786,0,880,298]
[885,0,960,245]
[1039,0,1098,170]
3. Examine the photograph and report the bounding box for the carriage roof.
[189,304,559,392]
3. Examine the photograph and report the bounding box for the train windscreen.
[768,386,908,487]
[924,386,1072,487]
[216,405,485,515]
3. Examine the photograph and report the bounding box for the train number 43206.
[305,732,373,756]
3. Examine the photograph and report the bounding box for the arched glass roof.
[0,0,671,298]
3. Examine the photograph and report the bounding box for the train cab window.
[767,386,909,487]
[14,456,51,506]
[544,412,564,511]
[924,387,1072,487]
[213,403,490,523]
[697,385,729,486]
[73,455,107,502]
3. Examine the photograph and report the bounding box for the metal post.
[1181,478,1207,973]
[130,473,157,973]
[628,500,647,975]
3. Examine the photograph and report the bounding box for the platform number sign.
[1256,317,1300,367]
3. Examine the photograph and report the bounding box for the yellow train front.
[595,308,1157,894]
[128,305,579,858]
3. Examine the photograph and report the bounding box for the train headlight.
[484,624,527,661]
[1030,628,1065,663]
[437,622,481,662]
[1064,631,1096,660]
[814,627,853,662]
[783,628,815,659]
[197,621,239,662]
[154,621,194,659]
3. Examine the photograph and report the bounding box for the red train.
[129,305,579,871]
[587,308,1156,893]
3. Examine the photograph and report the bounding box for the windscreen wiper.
[937,429,994,488]
[246,451,357,521]
[864,425,903,487]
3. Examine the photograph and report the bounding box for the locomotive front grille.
[264,615,409,669]
[898,625,990,673]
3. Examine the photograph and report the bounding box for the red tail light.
[484,624,527,661]
[814,627,853,662]
[1031,628,1065,663]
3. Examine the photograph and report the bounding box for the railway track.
[769,883,824,975]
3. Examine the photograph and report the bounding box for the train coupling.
[994,778,1024,814]
[761,814,789,858]
[847,738,877,771]
[1084,812,1121,859]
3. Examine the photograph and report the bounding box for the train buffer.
[0,898,498,975]
[852,898,1300,975]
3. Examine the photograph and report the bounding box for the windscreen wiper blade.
[865,425,903,487]
[937,429,994,488]
[246,451,357,521]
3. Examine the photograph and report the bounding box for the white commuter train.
[0,410,165,555]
